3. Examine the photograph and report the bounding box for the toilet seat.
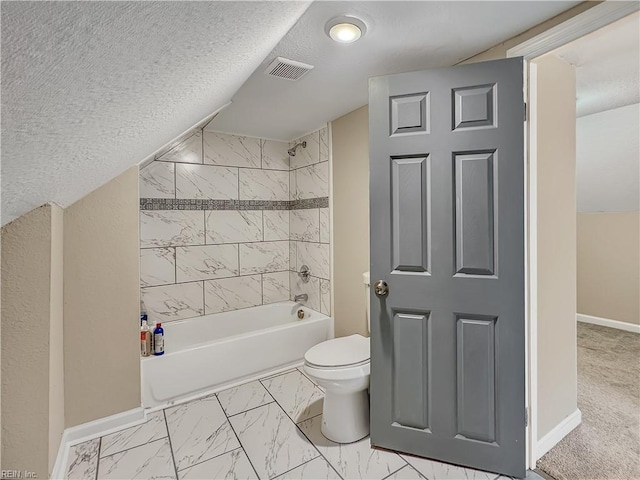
[304,334,370,368]
[304,361,370,382]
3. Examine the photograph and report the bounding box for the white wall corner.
[577,314,640,334]
[536,409,582,460]
[50,407,146,480]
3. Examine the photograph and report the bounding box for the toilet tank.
[363,272,370,333]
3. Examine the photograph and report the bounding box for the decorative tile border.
[140,197,328,211]
[290,197,329,209]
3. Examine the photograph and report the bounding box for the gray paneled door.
[369,57,525,478]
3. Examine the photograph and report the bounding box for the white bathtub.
[141,302,333,408]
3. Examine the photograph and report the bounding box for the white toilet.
[303,272,371,443]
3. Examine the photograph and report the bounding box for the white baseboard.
[51,407,145,479]
[577,314,640,334]
[536,409,582,459]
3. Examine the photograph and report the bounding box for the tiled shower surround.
[139,127,330,323]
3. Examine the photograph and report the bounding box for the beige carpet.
[537,322,640,480]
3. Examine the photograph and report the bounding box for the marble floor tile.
[402,454,498,480]
[97,437,176,479]
[296,367,325,392]
[165,395,240,471]
[262,370,324,423]
[229,402,319,479]
[385,465,427,480]
[65,437,100,480]
[298,415,406,480]
[217,381,274,417]
[178,448,258,479]
[274,457,341,480]
[100,411,168,458]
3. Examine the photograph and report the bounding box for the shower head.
[288,141,307,157]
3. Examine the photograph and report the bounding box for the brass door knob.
[374,280,389,297]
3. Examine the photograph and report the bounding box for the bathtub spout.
[294,293,308,303]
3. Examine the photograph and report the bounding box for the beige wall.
[331,106,370,337]
[49,206,65,469]
[1,204,65,477]
[64,166,141,427]
[577,212,640,325]
[534,54,578,440]
[460,2,598,64]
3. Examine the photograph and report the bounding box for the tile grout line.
[163,409,181,480]
[98,436,169,461]
[258,384,336,479]
[97,433,171,461]
[270,455,318,479]
[141,270,294,289]
[258,375,344,480]
[380,464,409,480]
[226,399,276,419]
[94,437,102,480]
[175,446,245,476]
[403,463,428,480]
[292,418,344,480]
[217,394,262,480]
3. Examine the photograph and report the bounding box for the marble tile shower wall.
[139,127,331,324]
[289,128,330,316]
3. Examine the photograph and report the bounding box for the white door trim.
[524,60,538,468]
[508,1,639,468]
[507,2,640,60]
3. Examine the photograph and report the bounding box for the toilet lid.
[305,334,370,368]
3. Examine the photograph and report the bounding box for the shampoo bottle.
[154,323,165,356]
[140,317,152,357]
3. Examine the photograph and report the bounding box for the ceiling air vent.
[264,57,314,81]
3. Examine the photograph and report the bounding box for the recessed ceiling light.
[325,16,367,44]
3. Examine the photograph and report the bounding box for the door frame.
[506,1,640,468]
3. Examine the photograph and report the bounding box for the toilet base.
[321,390,370,443]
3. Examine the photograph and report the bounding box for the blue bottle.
[153,323,164,356]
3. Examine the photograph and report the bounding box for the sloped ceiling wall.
[1,1,310,226]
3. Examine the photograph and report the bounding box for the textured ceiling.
[208,1,579,141]
[1,1,310,226]
[554,11,640,117]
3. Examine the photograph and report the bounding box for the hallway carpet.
[537,322,640,480]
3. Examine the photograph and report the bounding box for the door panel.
[456,315,497,443]
[391,156,431,273]
[392,312,430,430]
[369,57,525,478]
[454,150,497,276]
